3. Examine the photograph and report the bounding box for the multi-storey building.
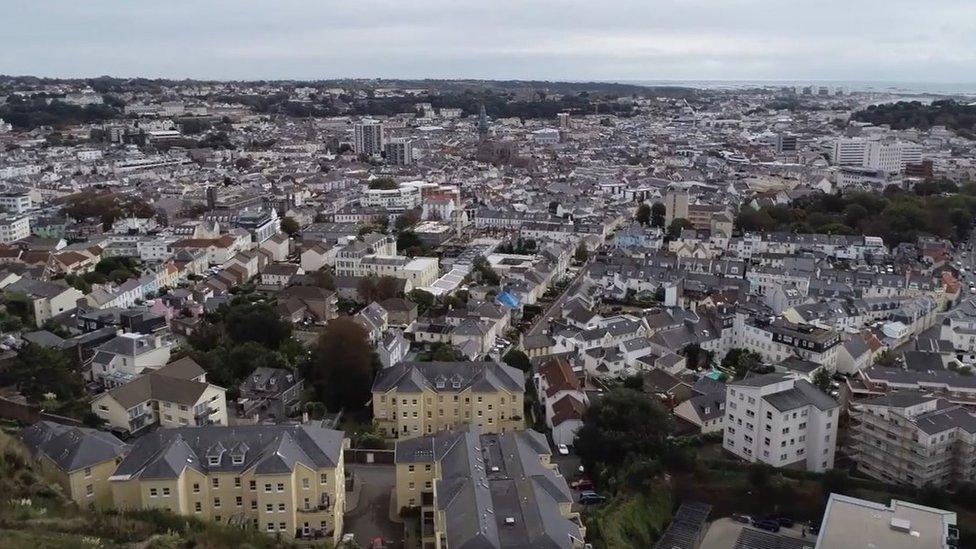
[0,192,32,214]
[724,373,839,472]
[372,361,525,439]
[0,213,30,243]
[109,424,347,542]
[816,494,958,549]
[362,183,421,211]
[91,357,228,437]
[353,119,385,156]
[22,421,129,510]
[384,138,414,165]
[394,428,586,548]
[848,392,976,488]
[734,314,842,369]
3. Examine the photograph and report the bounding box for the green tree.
[650,202,666,228]
[407,289,436,314]
[368,177,398,190]
[4,344,84,403]
[304,317,376,413]
[574,243,589,262]
[396,230,423,255]
[503,349,532,372]
[721,348,766,379]
[574,388,672,478]
[635,203,651,225]
[280,216,300,236]
[666,218,693,240]
[812,367,833,393]
[223,302,292,349]
[874,350,899,367]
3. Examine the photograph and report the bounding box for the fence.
[344,448,395,465]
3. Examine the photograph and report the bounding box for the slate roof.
[395,428,582,548]
[112,424,344,480]
[373,361,524,394]
[22,421,128,473]
[762,379,838,413]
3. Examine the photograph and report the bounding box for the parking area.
[700,518,816,549]
[344,464,404,549]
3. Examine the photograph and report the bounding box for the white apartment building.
[724,373,839,473]
[0,214,30,243]
[384,138,414,165]
[940,298,976,363]
[362,184,421,212]
[0,193,32,214]
[829,138,924,173]
[354,119,385,156]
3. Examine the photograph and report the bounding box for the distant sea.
[615,80,976,97]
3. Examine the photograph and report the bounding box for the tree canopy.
[574,388,672,479]
[304,317,376,413]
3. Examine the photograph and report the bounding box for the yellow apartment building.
[371,361,525,439]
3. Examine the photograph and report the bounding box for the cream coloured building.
[372,361,525,439]
[394,428,585,548]
[21,421,129,510]
[91,357,228,437]
[109,424,347,542]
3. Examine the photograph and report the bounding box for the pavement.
[700,518,816,549]
[343,464,404,549]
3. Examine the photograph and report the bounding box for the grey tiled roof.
[22,420,128,473]
[373,361,524,394]
[113,424,344,480]
[396,428,582,548]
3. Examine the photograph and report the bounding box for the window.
[264,483,272,493]
[276,482,284,492]
[234,477,241,488]
[212,478,219,488]
[162,487,171,496]
[278,503,286,512]
[320,474,327,485]
[424,464,431,472]
[267,523,275,532]
[409,482,415,490]
[213,497,221,508]
[192,483,200,494]
[249,480,256,491]
[302,478,310,489]
[150,488,158,497]
[266,503,274,513]
[86,484,93,497]
[250,499,257,510]
[209,456,220,466]
[195,501,202,512]
[236,496,242,507]
[408,465,415,473]
[84,467,92,479]
[232,456,244,465]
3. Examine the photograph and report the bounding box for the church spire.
[477,103,489,140]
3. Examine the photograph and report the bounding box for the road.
[526,263,590,337]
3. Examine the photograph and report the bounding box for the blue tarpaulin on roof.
[496,291,520,309]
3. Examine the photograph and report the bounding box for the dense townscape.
[1,76,976,549]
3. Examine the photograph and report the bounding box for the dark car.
[571,477,594,491]
[776,517,795,528]
[753,519,781,533]
[579,491,607,505]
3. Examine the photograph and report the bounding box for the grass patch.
[584,484,672,549]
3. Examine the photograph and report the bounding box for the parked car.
[557,444,570,455]
[776,517,795,528]
[731,513,751,524]
[571,477,594,491]
[753,519,781,533]
[579,491,607,505]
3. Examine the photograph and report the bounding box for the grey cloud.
[1,0,973,82]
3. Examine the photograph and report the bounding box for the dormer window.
[209,456,221,466]
[232,455,244,465]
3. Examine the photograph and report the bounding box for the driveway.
[344,464,404,548]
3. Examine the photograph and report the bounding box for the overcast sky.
[2,0,974,83]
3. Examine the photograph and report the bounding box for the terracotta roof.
[551,394,586,426]
[537,357,580,398]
